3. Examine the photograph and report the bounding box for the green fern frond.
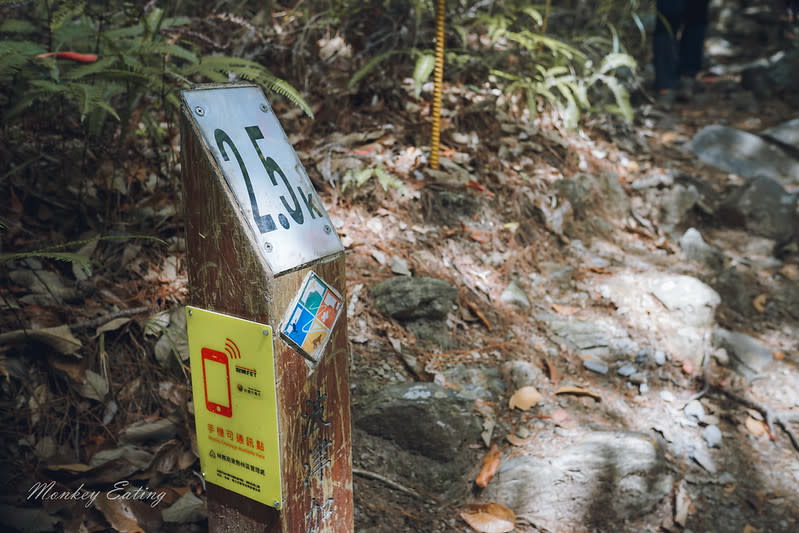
[0,251,91,270]
[520,7,544,27]
[599,52,636,74]
[133,41,198,64]
[0,19,39,34]
[62,57,116,79]
[182,56,313,117]
[249,72,313,118]
[50,0,87,31]
[0,41,46,80]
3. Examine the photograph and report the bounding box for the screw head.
[260,103,269,112]
[323,224,332,234]
[263,329,270,336]
[194,106,205,116]
[273,500,280,509]
[264,242,273,252]
[188,309,193,316]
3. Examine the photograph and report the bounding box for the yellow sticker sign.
[186,307,282,508]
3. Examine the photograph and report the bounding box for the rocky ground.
[1,4,798,533]
[342,33,799,533]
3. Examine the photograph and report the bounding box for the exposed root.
[710,385,799,454]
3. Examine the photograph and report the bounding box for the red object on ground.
[36,51,99,63]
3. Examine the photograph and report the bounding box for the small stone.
[516,426,531,439]
[389,256,412,276]
[629,372,647,385]
[704,425,722,448]
[635,350,649,364]
[583,360,609,375]
[684,399,706,421]
[660,390,675,403]
[718,472,735,484]
[712,347,730,366]
[639,383,649,394]
[617,364,636,377]
[654,350,667,366]
[700,414,720,426]
[680,228,723,269]
[500,279,531,309]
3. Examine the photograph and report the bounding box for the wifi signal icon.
[224,338,242,360]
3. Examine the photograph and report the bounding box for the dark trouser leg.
[654,0,685,90]
[678,0,710,78]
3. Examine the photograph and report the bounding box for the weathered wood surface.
[180,99,352,532]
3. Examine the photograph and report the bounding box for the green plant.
[462,3,638,126]
[0,235,166,276]
[0,1,312,142]
[347,0,641,127]
[342,164,410,196]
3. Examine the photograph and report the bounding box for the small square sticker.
[280,272,343,363]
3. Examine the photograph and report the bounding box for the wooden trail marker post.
[180,83,353,532]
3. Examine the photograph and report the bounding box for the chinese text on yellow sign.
[186,307,282,508]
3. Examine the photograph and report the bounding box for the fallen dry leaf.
[744,416,768,438]
[773,351,785,361]
[674,480,691,527]
[465,180,495,197]
[467,227,492,243]
[475,444,501,488]
[551,303,580,315]
[509,386,543,410]
[752,293,768,312]
[555,385,602,402]
[94,494,146,533]
[779,264,799,280]
[544,358,559,384]
[459,502,516,533]
[465,300,493,331]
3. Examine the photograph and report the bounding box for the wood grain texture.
[180,100,353,532]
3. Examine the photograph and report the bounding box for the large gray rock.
[762,118,799,150]
[371,276,456,321]
[554,172,630,220]
[713,328,773,376]
[597,273,720,366]
[741,48,799,106]
[718,176,797,243]
[354,382,481,462]
[545,316,636,361]
[483,431,671,529]
[680,228,723,270]
[713,267,758,316]
[687,125,799,185]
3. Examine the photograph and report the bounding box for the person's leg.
[654,0,686,91]
[678,0,710,78]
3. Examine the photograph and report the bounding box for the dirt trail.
[342,47,799,533]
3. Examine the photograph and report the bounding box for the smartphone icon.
[202,348,232,417]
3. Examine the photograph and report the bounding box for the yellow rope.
[430,0,446,170]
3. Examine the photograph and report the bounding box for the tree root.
[710,385,799,454]
[353,467,426,501]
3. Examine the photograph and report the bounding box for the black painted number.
[214,125,320,234]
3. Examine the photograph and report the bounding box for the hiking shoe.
[678,77,700,101]
[656,89,676,109]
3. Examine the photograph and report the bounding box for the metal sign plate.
[280,271,343,364]
[182,85,343,274]
[186,306,282,508]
